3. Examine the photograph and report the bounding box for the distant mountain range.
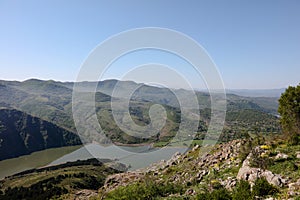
[195,88,285,98]
[0,79,282,160]
[226,89,285,98]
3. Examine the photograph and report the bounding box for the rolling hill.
[0,79,281,147]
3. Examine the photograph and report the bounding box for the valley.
[0,79,291,200]
[0,79,280,148]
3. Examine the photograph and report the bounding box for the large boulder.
[237,165,285,187]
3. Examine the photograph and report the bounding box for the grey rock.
[75,190,98,200]
[192,145,200,151]
[288,178,300,197]
[275,153,288,160]
[185,188,195,195]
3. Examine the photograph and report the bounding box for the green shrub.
[268,150,278,157]
[295,196,300,200]
[252,178,278,197]
[104,180,183,200]
[196,188,232,200]
[249,148,273,170]
[196,193,211,200]
[239,140,253,162]
[210,180,223,190]
[288,133,300,146]
[269,160,298,175]
[232,180,252,200]
[210,188,232,200]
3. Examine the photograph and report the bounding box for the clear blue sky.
[0,0,299,89]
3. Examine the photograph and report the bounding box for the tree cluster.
[278,84,300,144]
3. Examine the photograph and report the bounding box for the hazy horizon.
[0,77,290,91]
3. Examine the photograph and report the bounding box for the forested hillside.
[0,79,281,150]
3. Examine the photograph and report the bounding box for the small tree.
[278,84,300,145]
[252,178,278,197]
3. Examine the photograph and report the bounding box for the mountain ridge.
[0,79,281,153]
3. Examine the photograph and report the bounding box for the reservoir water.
[0,144,187,179]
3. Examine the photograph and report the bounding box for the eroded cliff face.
[0,108,81,160]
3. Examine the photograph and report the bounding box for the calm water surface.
[0,144,187,179]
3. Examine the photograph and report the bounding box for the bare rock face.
[0,108,82,161]
[237,147,286,187]
[237,166,259,182]
[261,170,286,187]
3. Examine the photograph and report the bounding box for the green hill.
[0,79,280,146]
[0,158,124,200]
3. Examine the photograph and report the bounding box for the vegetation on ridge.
[278,84,300,145]
[0,159,123,200]
[0,79,281,148]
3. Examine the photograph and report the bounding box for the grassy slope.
[98,136,300,200]
[1,136,299,199]
[0,159,122,200]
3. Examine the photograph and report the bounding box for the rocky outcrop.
[99,140,299,199]
[237,166,285,187]
[100,140,244,194]
[103,171,145,192]
[237,147,287,187]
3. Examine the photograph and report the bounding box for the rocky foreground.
[75,139,300,200]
